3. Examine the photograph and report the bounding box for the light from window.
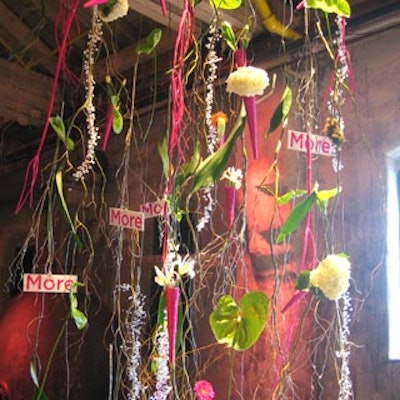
[386,151,400,360]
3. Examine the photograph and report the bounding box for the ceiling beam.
[0,58,60,126]
[94,29,176,81]
[128,0,257,32]
[0,2,57,75]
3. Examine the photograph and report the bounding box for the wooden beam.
[0,59,60,126]
[128,0,262,33]
[128,0,184,31]
[94,29,176,81]
[0,2,57,75]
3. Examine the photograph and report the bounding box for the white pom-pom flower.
[100,0,129,22]
[310,254,351,300]
[226,66,269,97]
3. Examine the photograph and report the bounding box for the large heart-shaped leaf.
[305,0,351,17]
[209,291,269,351]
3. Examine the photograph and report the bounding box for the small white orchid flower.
[177,254,195,279]
[154,265,174,287]
[221,167,243,190]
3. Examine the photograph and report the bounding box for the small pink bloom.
[194,380,215,400]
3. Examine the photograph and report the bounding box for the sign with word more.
[287,130,336,157]
[23,273,78,293]
[109,207,145,231]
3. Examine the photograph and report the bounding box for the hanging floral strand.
[124,285,147,399]
[149,328,172,400]
[337,292,354,400]
[196,20,223,232]
[73,7,103,180]
[204,20,222,154]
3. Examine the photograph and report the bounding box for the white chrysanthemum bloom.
[221,167,243,189]
[310,254,351,300]
[99,0,129,22]
[226,66,269,97]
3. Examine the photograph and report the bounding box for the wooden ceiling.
[0,0,398,174]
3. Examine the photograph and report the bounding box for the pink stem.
[243,96,258,160]
[16,0,79,214]
[234,48,247,68]
[165,286,180,365]
[83,0,108,7]
[281,291,310,313]
[159,0,167,16]
[234,49,258,159]
[168,0,193,163]
[101,103,113,151]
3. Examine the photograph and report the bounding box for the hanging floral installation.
[6,0,361,399]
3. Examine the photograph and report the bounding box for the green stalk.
[226,348,236,400]
[35,318,68,399]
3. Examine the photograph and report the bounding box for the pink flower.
[194,380,215,400]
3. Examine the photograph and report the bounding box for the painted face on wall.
[244,160,293,283]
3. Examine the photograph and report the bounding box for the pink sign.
[287,130,336,156]
[23,273,78,293]
[109,207,145,231]
[140,200,167,218]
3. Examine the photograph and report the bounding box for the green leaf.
[209,0,242,9]
[191,106,245,194]
[295,270,311,290]
[305,0,351,17]
[158,136,169,179]
[315,186,340,201]
[277,189,307,206]
[136,28,162,55]
[276,191,317,243]
[69,282,88,330]
[175,141,201,189]
[55,170,82,251]
[33,389,48,400]
[112,108,123,134]
[50,116,75,151]
[266,85,293,136]
[221,21,237,51]
[209,291,269,351]
[71,308,88,330]
[315,186,340,214]
[30,360,40,388]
